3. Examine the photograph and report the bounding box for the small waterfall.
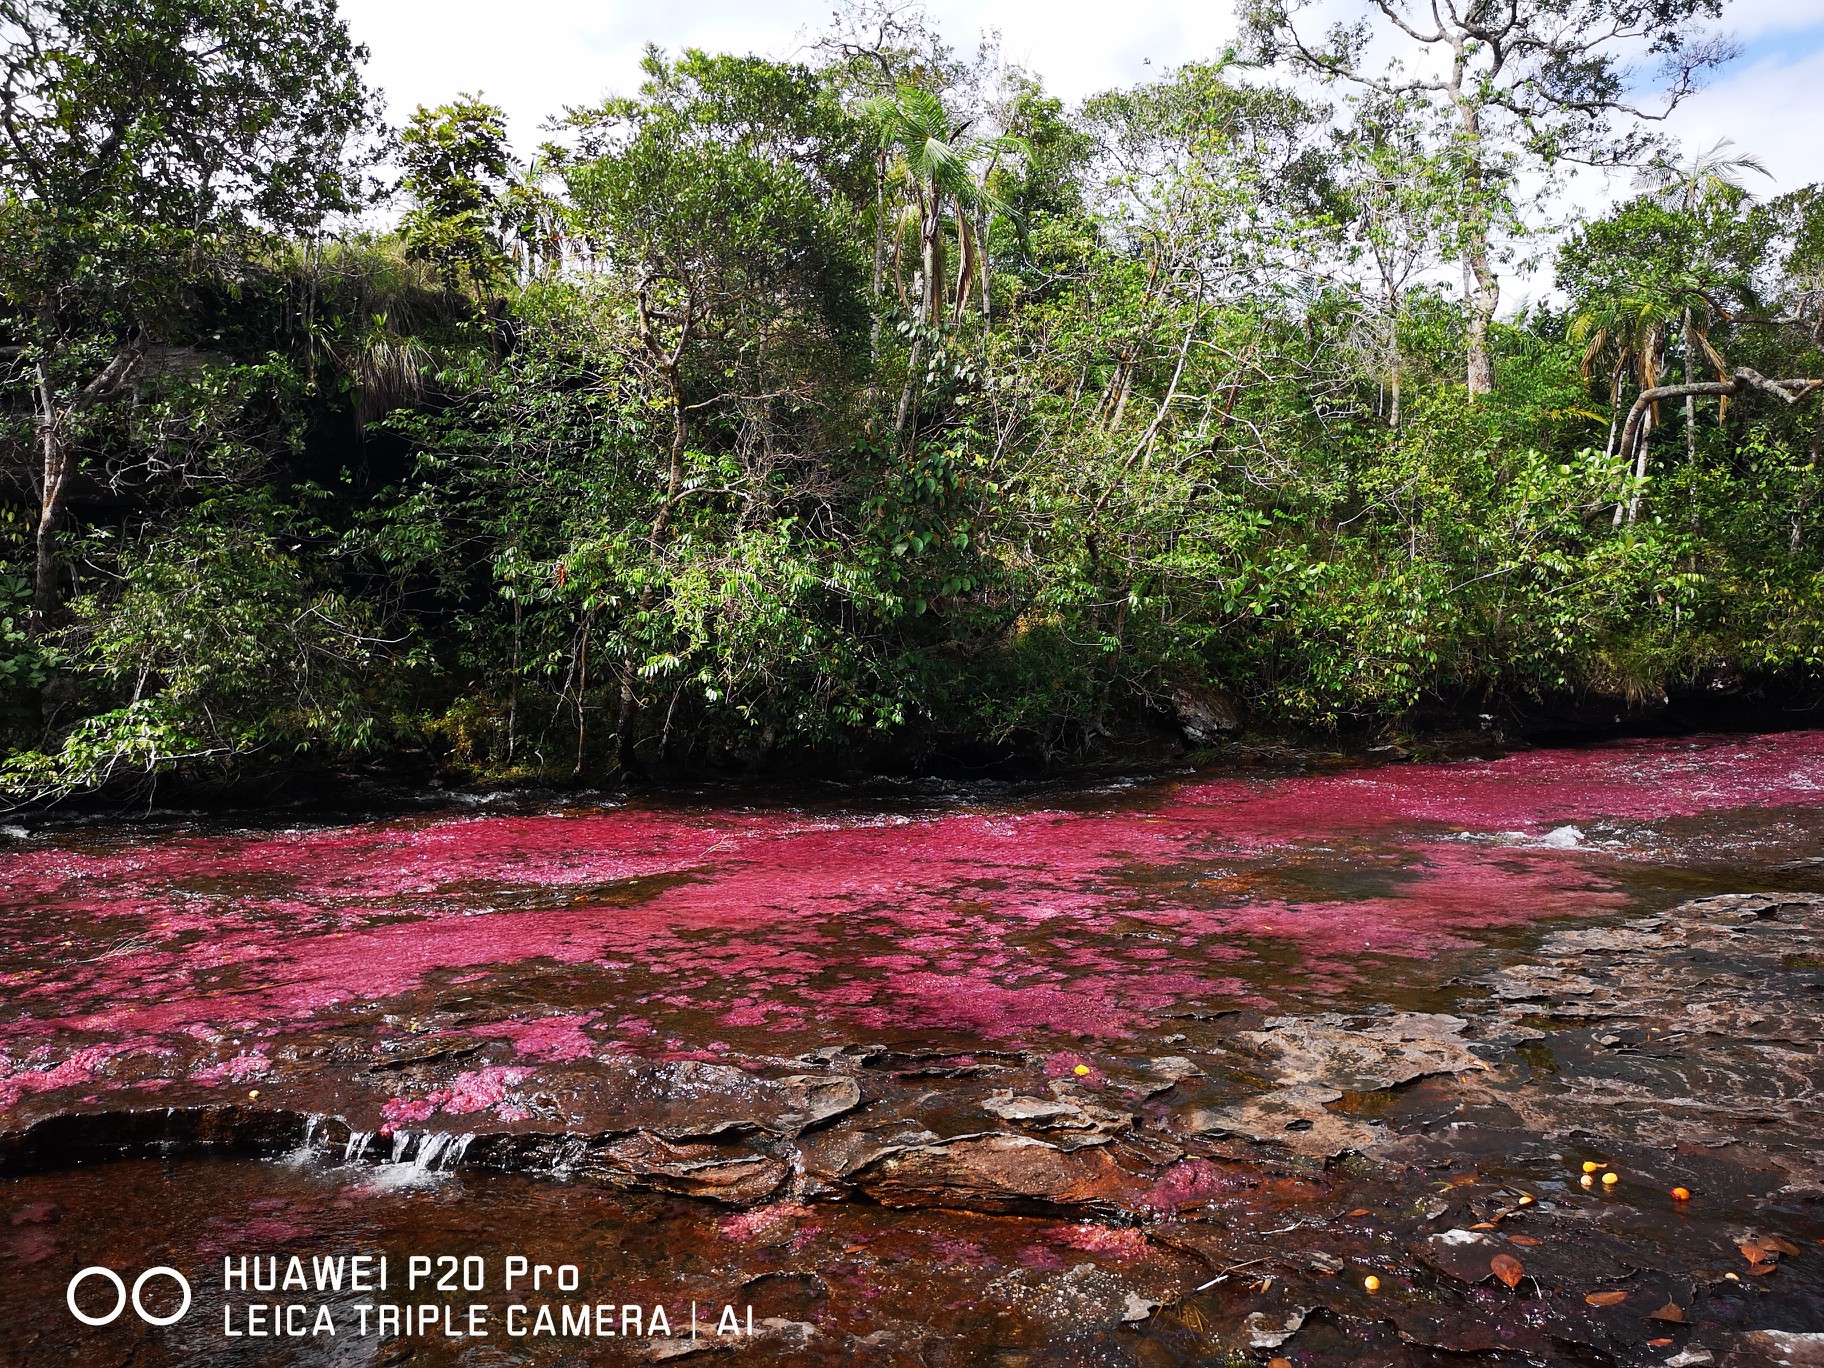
[278,1113,327,1167]
[350,1130,470,1187]
[343,1130,375,1164]
[416,1133,454,1170]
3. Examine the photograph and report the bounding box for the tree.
[0,0,374,636]
[1638,138,1772,461]
[1338,96,1453,428]
[561,49,870,772]
[1564,189,1821,522]
[1244,0,1735,396]
[397,94,514,295]
[866,84,1019,448]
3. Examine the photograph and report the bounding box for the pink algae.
[717,1203,818,1242]
[0,1042,161,1110]
[1138,1158,1239,1213]
[1050,1225,1151,1259]
[380,1066,535,1131]
[1,731,1821,1106]
[191,1052,270,1085]
[480,1014,601,1063]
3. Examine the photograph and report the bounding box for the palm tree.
[868,86,999,325]
[1638,138,1771,213]
[866,86,1018,446]
[1638,139,1774,461]
[1571,284,1726,524]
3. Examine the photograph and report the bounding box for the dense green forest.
[2,0,1821,797]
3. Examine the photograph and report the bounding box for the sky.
[337,0,1824,193]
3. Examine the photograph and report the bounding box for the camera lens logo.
[66,1267,192,1327]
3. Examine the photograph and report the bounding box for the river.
[3,731,1822,1363]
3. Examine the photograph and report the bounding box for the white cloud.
[334,0,1823,296]
[336,0,1243,148]
[337,0,1824,198]
[1663,42,1824,195]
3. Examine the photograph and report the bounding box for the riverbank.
[9,677,1823,824]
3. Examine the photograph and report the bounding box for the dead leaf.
[1741,1238,1783,1265]
[1764,1235,1802,1257]
[1647,1337,1673,1348]
[1646,1302,1687,1324]
[1345,1208,1371,1218]
[1584,1290,1628,1306]
[1507,1235,1542,1247]
[1471,1221,1496,1230]
[1269,1360,1292,1368]
[1490,1253,1525,1289]
[1447,1173,1478,1187]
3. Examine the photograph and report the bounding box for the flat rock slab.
[1184,1084,1382,1158]
[1238,1011,1488,1091]
[854,1133,1157,1212]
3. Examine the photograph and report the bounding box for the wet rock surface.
[4,733,1824,1363]
[4,890,1822,1364]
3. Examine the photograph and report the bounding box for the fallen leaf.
[1471,1221,1496,1230]
[1646,1302,1687,1324]
[1269,1360,1292,1368]
[1584,1290,1628,1306]
[1345,1208,1371,1218]
[1507,1235,1542,1247]
[1490,1253,1525,1289]
[1741,1238,1782,1265]
[1764,1235,1802,1257]
[1448,1173,1478,1187]
[1647,1337,1673,1348]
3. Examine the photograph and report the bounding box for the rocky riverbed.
[3,733,1823,1364]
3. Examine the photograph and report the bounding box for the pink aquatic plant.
[480,1014,600,1063]
[717,1203,817,1243]
[192,1052,270,1085]
[379,1066,535,1131]
[1050,1224,1151,1259]
[0,731,1819,1106]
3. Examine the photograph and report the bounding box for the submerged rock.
[855,1133,1150,1213]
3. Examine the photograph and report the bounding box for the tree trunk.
[1622,417,1652,526]
[1387,286,1403,430]
[1682,308,1698,464]
[618,291,693,777]
[922,202,945,327]
[1461,238,1496,397]
[1614,369,1824,525]
[895,329,926,452]
[1603,359,1625,461]
[1448,70,1497,397]
[29,341,145,637]
[869,150,887,364]
[31,430,71,636]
